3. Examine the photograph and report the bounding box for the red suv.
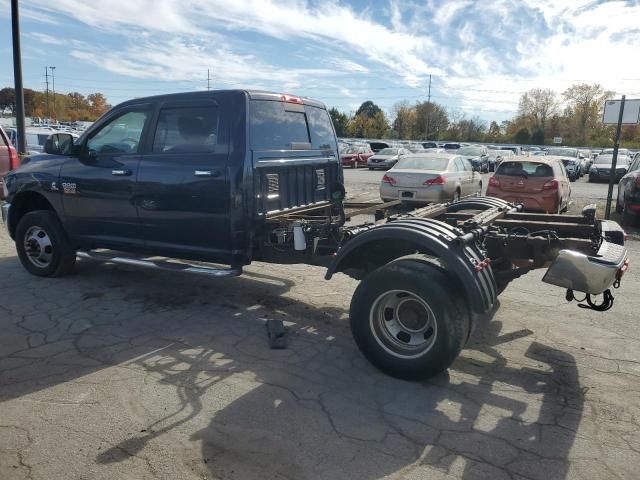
[0,126,20,199]
[341,144,373,168]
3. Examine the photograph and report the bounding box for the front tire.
[15,210,76,277]
[349,258,469,380]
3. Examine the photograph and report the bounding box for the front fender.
[326,218,497,313]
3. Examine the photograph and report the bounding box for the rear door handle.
[194,170,221,177]
[112,169,132,176]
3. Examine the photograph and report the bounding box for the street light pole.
[49,66,56,121]
[11,0,26,155]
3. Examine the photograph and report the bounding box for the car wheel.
[452,189,461,202]
[477,181,483,196]
[616,197,623,214]
[349,256,470,380]
[15,210,76,277]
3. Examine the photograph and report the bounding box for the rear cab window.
[152,106,220,153]
[249,99,337,153]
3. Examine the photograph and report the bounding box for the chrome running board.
[77,250,242,278]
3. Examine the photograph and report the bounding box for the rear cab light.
[542,179,559,190]
[424,175,445,185]
[280,94,303,104]
[488,176,500,187]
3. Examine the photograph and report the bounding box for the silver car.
[367,147,411,170]
[380,153,483,203]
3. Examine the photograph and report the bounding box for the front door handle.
[112,169,132,176]
[194,170,221,177]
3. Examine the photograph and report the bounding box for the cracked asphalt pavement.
[1,192,640,479]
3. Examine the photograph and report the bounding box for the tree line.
[329,83,640,148]
[0,87,111,122]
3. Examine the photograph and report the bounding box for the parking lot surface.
[1,191,640,479]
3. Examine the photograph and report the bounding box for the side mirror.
[45,133,74,155]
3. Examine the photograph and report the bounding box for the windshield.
[547,148,577,157]
[377,148,399,155]
[26,134,49,146]
[394,156,449,170]
[594,154,614,164]
[458,146,483,156]
[343,146,359,154]
[496,161,554,177]
[601,148,629,155]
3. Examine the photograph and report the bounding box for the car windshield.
[496,161,554,177]
[458,146,483,156]
[547,148,577,157]
[343,146,359,154]
[601,148,628,155]
[594,154,614,164]
[378,148,399,155]
[394,156,449,170]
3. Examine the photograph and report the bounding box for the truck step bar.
[76,251,242,278]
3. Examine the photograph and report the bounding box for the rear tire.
[15,210,76,277]
[349,258,469,381]
[622,204,637,226]
[453,189,461,202]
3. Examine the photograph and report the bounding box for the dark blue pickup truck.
[1,90,630,380]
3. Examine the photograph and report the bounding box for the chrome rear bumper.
[543,238,628,295]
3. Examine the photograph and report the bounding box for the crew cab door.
[136,98,232,261]
[60,106,151,247]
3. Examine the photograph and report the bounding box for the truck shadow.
[0,257,583,479]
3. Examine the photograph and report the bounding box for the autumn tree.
[0,87,16,113]
[517,88,558,133]
[392,101,416,140]
[88,93,110,117]
[486,121,501,142]
[562,83,613,144]
[415,101,449,139]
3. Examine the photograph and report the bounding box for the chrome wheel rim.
[23,226,53,268]
[369,290,438,359]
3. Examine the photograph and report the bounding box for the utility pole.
[207,69,211,91]
[605,95,625,219]
[49,66,56,120]
[11,0,26,155]
[44,65,49,119]
[425,74,432,140]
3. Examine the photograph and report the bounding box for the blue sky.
[1,0,640,122]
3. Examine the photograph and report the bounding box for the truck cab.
[2,90,344,269]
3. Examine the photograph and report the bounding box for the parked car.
[442,142,462,150]
[486,157,571,213]
[421,141,438,149]
[578,149,593,173]
[486,148,505,171]
[616,153,640,224]
[5,128,55,156]
[529,151,547,157]
[367,147,410,170]
[545,148,582,181]
[368,141,392,153]
[498,145,523,156]
[458,145,489,172]
[408,144,425,153]
[600,148,632,166]
[380,153,482,203]
[341,145,373,168]
[0,125,20,199]
[589,154,628,183]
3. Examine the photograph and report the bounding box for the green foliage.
[328,107,349,137]
[531,128,545,145]
[355,100,383,119]
[514,127,531,144]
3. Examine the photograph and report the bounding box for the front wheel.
[349,257,469,380]
[15,210,76,277]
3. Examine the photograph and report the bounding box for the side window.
[87,110,148,155]
[152,106,219,153]
[306,106,337,151]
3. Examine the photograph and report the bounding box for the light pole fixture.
[49,65,56,120]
